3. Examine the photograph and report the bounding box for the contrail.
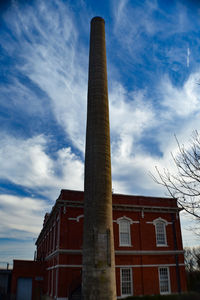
[187,47,190,68]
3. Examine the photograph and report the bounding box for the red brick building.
[11,189,187,299]
[11,260,46,300]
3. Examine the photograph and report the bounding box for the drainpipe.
[171,213,181,293]
[139,210,144,295]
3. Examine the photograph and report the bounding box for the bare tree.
[152,130,200,223]
[184,247,196,272]
[193,247,200,270]
[184,247,200,292]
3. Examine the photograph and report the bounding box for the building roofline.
[35,189,179,246]
[59,189,176,201]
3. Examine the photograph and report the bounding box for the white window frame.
[158,267,171,295]
[153,218,168,247]
[120,267,133,297]
[117,217,132,247]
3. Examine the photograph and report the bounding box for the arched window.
[118,218,131,246]
[154,219,167,246]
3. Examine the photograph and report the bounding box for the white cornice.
[45,248,184,260]
[115,250,184,255]
[46,263,185,270]
[37,200,180,244]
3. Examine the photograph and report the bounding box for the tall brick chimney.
[82,17,116,300]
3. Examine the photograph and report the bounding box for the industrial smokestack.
[82,17,116,300]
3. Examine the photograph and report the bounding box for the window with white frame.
[119,218,131,246]
[121,268,133,296]
[154,219,167,246]
[159,267,170,294]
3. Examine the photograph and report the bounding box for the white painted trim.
[45,248,184,260]
[115,250,184,255]
[45,249,82,260]
[76,214,84,222]
[56,267,58,298]
[61,199,181,212]
[120,267,133,297]
[53,226,56,251]
[153,217,168,225]
[48,268,50,295]
[146,221,172,225]
[51,269,53,297]
[56,298,68,300]
[158,266,171,295]
[116,216,138,224]
[59,249,81,253]
[118,218,132,247]
[146,218,172,225]
[46,263,185,270]
[68,214,84,222]
[116,263,185,268]
[154,219,168,247]
[56,218,60,249]
[47,264,82,270]
[113,220,140,224]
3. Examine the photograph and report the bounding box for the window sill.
[120,294,133,298]
[156,244,168,247]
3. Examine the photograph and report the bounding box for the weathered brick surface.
[83,16,116,300]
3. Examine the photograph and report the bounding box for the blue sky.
[0,0,200,264]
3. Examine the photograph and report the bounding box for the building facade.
[31,189,187,299]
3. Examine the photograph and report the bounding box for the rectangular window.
[119,220,131,246]
[159,267,170,294]
[121,268,133,296]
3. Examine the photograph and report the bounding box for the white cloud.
[110,82,155,158]
[180,212,200,248]
[0,194,48,239]
[0,134,84,199]
[108,82,164,195]
[160,72,200,117]
[0,239,36,264]
[113,0,129,24]
[108,70,200,199]
[112,0,159,57]
[0,79,48,118]
[0,135,52,186]
[1,0,88,152]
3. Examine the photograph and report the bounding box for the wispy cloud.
[1,0,88,152]
[112,0,158,58]
[160,72,200,117]
[0,239,36,263]
[0,194,48,239]
[187,47,191,67]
